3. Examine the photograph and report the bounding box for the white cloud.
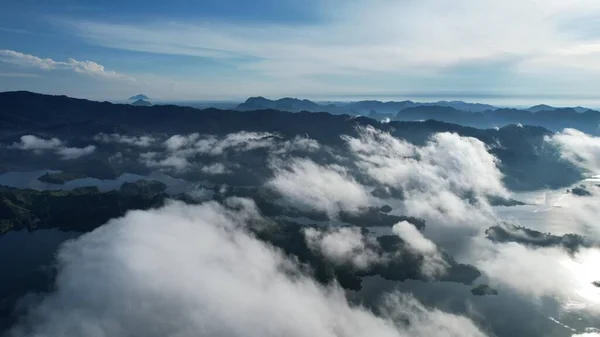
[343,127,506,225]
[0,49,134,81]
[379,292,489,337]
[163,131,275,157]
[65,1,600,87]
[141,132,319,173]
[7,199,489,337]
[200,163,230,175]
[268,158,371,217]
[546,128,600,174]
[304,227,381,270]
[10,135,96,160]
[94,133,156,147]
[271,136,321,155]
[11,135,63,151]
[55,145,97,160]
[572,331,600,337]
[164,133,200,151]
[472,239,600,312]
[392,221,448,279]
[139,152,191,171]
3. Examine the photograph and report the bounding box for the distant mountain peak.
[527,104,555,112]
[129,94,150,101]
[131,99,152,107]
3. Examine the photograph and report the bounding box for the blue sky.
[2,0,600,105]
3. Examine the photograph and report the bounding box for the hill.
[0,91,584,190]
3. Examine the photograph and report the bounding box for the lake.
[0,170,213,196]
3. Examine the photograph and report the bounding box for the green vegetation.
[486,223,591,253]
[471,284,499,296]
[38,172,87,185]
[0,180,167,235]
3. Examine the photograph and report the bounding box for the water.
[0,230,79,330]
[350,276,600,337]
[0,170,146,192]
[497,180,600,237]
[0,170,212,195]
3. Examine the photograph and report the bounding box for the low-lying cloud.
[268,158,371,217]
[94,133,156,147]
[472,239,600,313]
[546,128,600,173]
[7,200,489,337]
[304,226,381,270]
[140,132,319,172]
[342,126,505,251]
[392,221,448,279]
[10,135,96,160]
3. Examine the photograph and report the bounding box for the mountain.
[573,106,590,113]
[129,94,150,101]
[236,97,322,112]
[235,97,498,115]
[0,91,584,191]
[430,100,498,113]
[527,104,556,112]
[131,99,152,106]
[235,97,600,132]
[527,104,591,113]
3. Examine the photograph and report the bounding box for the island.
[0,180,168,235]
[38,172,87,185]
[486,223,592,253]
[471,284,499,296]
[569,185,593,197]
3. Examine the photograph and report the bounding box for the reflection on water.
[351,276,600,337]
[498,180,600,236]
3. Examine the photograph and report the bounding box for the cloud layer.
[268,158,371,217]
[94,133,156,147]
[343,126,504,236]
[392,221,448,279]
[304,226,381,270]
[10,135,96,160]
[546,128,600,173]
[7,200,488,337]
[139,132,319,173]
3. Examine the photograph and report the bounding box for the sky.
[1,0,600,105]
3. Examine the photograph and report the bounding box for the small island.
[379,204,393,213]
[569,185,592,197]
[471,284,499,296]
[38,172,87,185]
[487,195,527,207]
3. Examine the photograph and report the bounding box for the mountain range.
[235,96,600,134]
[0,91,584,191]
[236,96,499,114]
